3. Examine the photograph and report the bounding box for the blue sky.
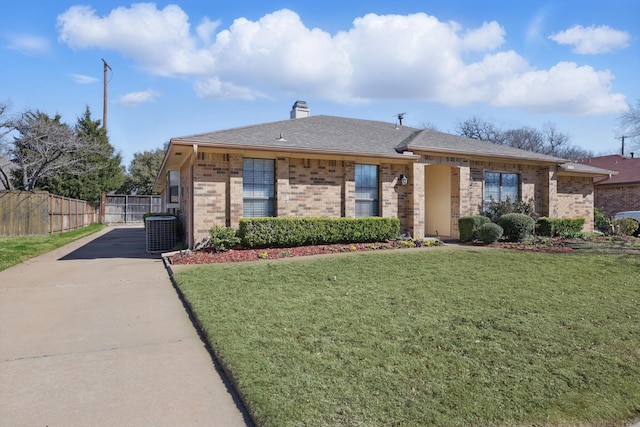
[2,0,639,166]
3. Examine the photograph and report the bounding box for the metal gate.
[103,195,162,223]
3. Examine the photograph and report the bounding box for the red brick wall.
[594,184,640,216]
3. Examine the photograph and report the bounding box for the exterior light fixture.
[399,174,408,186]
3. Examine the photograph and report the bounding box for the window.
[484,171,519,206]
[166,170,180,207]
[355,164,379,217]
[243,158,275,217]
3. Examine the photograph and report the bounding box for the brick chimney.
[290,100,310,119]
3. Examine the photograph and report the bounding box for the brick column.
[276,157,290,217]
[229,154,243,228]
[545,165,558,218]
[344,161,355,217]
[410,163,425,238]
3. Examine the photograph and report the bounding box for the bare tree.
[7,110,111,191]
[619,99,640,152]
[455,116,505,143]
[0,102,14,189]
[503,127,544,152]
[456,117,592,160]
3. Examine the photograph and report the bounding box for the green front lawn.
[174,249,640,427]
[0,223,105,272]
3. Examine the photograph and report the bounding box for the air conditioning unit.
[146,216,176,253]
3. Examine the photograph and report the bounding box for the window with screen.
[243,158,275,217]
[355,164,379,217]
[166,170,180,207]
[484,171,519,206]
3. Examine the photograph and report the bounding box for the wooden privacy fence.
[0,191,99,236]
[101,194,162,224]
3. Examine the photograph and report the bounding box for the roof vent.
[290,100,310,119]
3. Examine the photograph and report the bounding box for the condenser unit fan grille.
[146,216,176,253]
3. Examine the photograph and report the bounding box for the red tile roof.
[577,155,640,185]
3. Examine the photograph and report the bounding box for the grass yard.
[174,248,640,427]
[0,223,105,271]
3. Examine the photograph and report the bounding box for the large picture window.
[355,164,379,217]
[243,158,275,217]
[484,171,519,206]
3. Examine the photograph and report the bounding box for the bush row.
[459,213,586,243]
[237,217,401,248]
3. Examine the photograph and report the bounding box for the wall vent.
[146,216,176,253]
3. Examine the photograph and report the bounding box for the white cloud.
[549,25,630,54]
[116,89,161,107]
[57,5,628,114]
[194,77,264,100]
[7,34,50,55]
[70,74,98,84]
[494,62,627,114]
[57,3,214,76]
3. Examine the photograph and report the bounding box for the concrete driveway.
[0,226,251,426]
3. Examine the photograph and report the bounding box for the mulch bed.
[168,241,440,265]
[167,235,638,265]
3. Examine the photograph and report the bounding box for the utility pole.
[102,58,112,132]
[616,135,627,156]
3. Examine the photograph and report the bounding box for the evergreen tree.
[40,107,124,202]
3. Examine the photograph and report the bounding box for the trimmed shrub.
[612,217,640,236]
[482,197,536,223]
[208,225,240,252]
[238,217,400,248]
[477,222,503,244]
[537,217,585,237]
[498,213,535,242]
[458,216,491,242]
[594,208,608,232]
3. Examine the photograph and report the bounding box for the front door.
[425,165,451,236]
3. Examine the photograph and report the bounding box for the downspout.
[189,144,198,249]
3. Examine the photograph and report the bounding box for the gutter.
[172,139,421,162]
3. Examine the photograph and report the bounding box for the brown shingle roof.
[174,115,566,163]
[577,155,640,185]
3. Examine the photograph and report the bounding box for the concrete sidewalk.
[0,226,251,426]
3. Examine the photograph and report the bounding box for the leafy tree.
[39,107,125,202]
[456,117,592,160]
[119,148,165,195]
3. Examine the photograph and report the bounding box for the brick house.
[577,154,640,216]
[154,102,613,247]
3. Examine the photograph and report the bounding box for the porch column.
[410,163,425,238]
[229,154,243,229]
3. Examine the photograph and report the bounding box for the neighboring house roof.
[576,155,640,185]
